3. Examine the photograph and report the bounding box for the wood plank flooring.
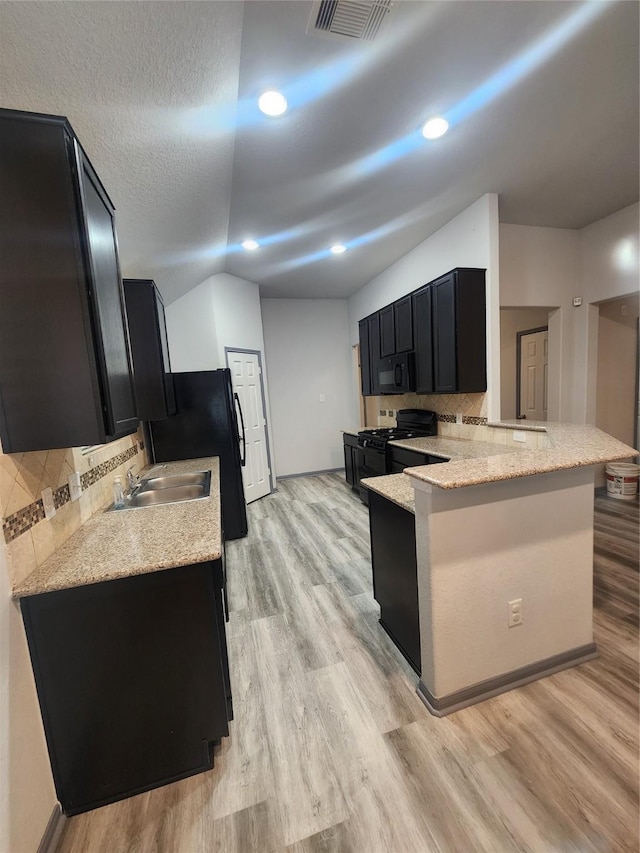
[59,479,639,853]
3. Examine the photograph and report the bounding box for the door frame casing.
[224,346,275,495]
[515,326,549,420]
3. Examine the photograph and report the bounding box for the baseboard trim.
[37,804,66,853]
[275,467,343,481]
[417,642,598,717]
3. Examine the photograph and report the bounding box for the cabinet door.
[155,287,176,415]
[389,446,430,469]
[344,442,355,486]
[369,492,420,674]
[394,296,413,353]
[412,285,434,394]
[368,314,381,394]
[379,305,395,357]
[358,320,372,396]
[21,563,229,815]
[0,114,106,451]
[79,150,138,438]
[124,279,175,420]
[432,274,458,393]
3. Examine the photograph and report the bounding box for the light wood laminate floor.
[60,478,639,853]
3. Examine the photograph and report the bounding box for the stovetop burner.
[360,428,419,440]
[357,409,438,451]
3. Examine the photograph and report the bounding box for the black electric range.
[356,409,437,503]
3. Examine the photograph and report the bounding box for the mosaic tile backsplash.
[376,391,488,426]
[1,430,147,586]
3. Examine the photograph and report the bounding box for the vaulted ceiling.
[0,1,638,303]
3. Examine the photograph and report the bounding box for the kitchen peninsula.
[363,422,637,716]
[13,457,232,816]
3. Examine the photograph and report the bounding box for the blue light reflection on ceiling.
[186,52,368,136]
[187,1,613,265]
[445,1,610,129]
[346,1,611,181]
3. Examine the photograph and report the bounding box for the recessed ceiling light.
[330,244,347,255]
[421,116,449,140]
[258,90,288,117]
[241,239,260,251]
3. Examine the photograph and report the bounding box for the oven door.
[356,444,386,505]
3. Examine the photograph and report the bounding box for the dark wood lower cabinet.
[20,561,231,816]
[343,434,359,492]
[368,491,421,674]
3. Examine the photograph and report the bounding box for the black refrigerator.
[147,370,248,540]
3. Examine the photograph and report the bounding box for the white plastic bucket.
[606,462,639,500]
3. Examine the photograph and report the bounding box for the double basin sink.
[108,470,211,511]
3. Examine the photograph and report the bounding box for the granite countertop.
[405,423,637,490]
[362,423,637,505]
[361,473,416,513]
[362,436,516,511]
[13,457,222,599]
[387,435,515,460]
[342,428,361,437]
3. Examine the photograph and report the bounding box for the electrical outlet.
[68,471,82,501]
[456,412,463,425]
[319,394,326,403]
[508,598,523,627]
[41,487,56,520]
[512,430,527,443]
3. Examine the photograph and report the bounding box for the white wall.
[0,543,57,853]
[165,278,218,372]
[414,466,595,699]
[499,223,579,422]
[165,272,276,484]
[499,203,640,426]
[261,299,352,477]
[348,194,500,420]
[578,203,640,425]
[500,308,551,420]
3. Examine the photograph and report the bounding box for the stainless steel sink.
[140,471,209,490]
[127,483,208,507]
[107,471,211,511]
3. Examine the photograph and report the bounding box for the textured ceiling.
[0,1,638,303]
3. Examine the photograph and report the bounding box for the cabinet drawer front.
[389,446,431,469]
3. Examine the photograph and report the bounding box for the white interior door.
[226,350,271,503]
[519,328,548,421]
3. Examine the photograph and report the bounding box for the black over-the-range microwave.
[376,351,415,394]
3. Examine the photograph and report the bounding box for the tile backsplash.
[374,390,551,449]
[1,429,148,587]
[377,391,487,426]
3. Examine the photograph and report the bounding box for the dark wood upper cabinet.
[394,295,413,353]
[368,314,381,394]
[0,109,138,452]
[379,305,395,357]
[432,268,486,394]
[412,285,434,393]
[123,279,176,421]
[358,268,486,398]
[358,319,372,397]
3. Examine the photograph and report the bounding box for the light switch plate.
[68,471,82,501]
[456,412,463,425]
[513,430,527,443]
[41,487,56,519]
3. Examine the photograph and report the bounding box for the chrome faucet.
[126,465,139,495]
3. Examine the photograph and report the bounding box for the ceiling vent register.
[309,0,398,41]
